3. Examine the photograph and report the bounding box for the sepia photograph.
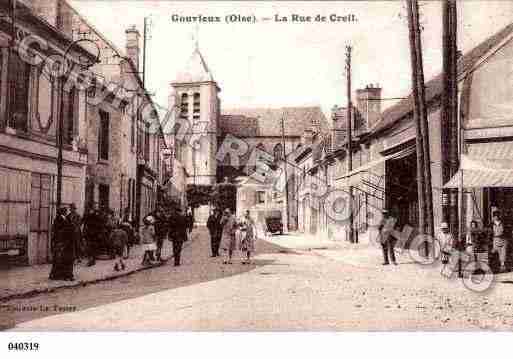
[1,0,513,351]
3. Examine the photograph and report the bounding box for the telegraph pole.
[142,16,149,87]
[411,0,434,240]
[406,0,428,244]
[345,45,356,243]
[442,0,460,239]
[281,117,290,232]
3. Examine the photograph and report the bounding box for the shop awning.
[335,145,415,186]
[444,154,513,188]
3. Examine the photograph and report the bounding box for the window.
[98,110,110,160]
[273,143,283,161]
[130,105,135,148]
[98,184,110,211]
[7,51,30,132]
[62,86,79,145]
[257,191,265,204]
[144,124,150,161]
[193,92,200,122]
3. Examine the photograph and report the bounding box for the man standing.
[168,207,187,266]
[207,208,222,257]
[83,203,102,267]
[378,209,397,266]
[68,203,84,262]
[437,222,455,265]
[153,207,168,262]
[492,211,507,272]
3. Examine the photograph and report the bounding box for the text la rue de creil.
[170,13,357,24]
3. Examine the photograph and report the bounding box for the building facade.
[0,0,94,265]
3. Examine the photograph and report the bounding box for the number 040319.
[8,342,39,351]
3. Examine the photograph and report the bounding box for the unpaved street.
[3,229,513,331]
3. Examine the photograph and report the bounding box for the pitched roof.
[221,106,328,137]
[219,115,259,137]
[371,22,513,135]
[174,47,214,83]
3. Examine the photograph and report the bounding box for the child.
[140,216,156,266]
[110,226,128,271]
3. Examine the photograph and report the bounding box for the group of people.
[50,203,139,281]
[439,210,509,274]
[139,206,193,267]
[207,208,257,265]
[49,202,195,281]
[378,207,510,273]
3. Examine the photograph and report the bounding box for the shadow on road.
[2,233,293,330]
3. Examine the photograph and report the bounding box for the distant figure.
[240,210,256,264]
[49,207,75,281]
[110,227,128,271]
[168,207,188,266]
[378,209,397,266]
[437,222,454,265]
[466,220,488,273]
[83,203,102,267]
[140,216,156,266]
[185,208,194,241]
[492,211,507,272]
[68,203,84,262]
[220,208,237,264]
[120,211,135,258]
[153,207,168,262]
[207,208,223,257]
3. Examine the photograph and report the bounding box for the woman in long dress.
[220,209,236,264]
[49,207,76,281]
[240,210,256,264]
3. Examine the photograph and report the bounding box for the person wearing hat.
[437,222,454,264]
[68,203,84,263]
[49,207,76,281]
[140,215,156,266]
[378,209,397,265]
[491,211,507,272]
[168,207,188,266]
[220,208,237,264]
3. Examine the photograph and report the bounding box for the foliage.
[186,185,212,209]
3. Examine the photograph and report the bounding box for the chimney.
[355,84,382,130]
[125,25,140,71]
[302,127,315,146]
[32,0,59,27]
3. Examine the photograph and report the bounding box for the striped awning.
[444,144,513,188]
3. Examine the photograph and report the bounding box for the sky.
[68,1,513,117]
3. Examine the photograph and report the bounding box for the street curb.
[0,238,195,303]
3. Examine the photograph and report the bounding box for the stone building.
[0,0,95,265]
[169,46,329,227]
[33,0,165,227]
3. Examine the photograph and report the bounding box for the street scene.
[2,0,513,334]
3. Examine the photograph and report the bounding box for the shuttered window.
[98,109,109,160]
[62,86,79,145]
[7,52,30,132]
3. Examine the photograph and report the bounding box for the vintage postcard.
[1,0,513,341]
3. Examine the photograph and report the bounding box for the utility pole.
[412,0,434,241]
[345,45,356,243]
[281,117,290,233]
[442,0,460,239]
[406,0,428,247]
[142,16,149,87]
